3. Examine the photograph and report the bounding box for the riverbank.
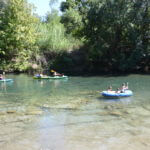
[1,45,150,76]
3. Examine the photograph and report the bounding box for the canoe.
[33,76,68,79]
[0,79,13,82]
[101,90,133,97]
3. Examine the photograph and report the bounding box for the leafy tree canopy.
[60,0,150,72]
[0,0,39,71]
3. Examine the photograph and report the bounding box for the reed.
[36,20,82,52]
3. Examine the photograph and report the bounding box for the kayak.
[33,76,68,79]
[101,90,133,97]
[0,79,13,82]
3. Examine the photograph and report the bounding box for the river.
[0,74,150,150]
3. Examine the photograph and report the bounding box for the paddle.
[51,69,55,73]
[50,69,63,76]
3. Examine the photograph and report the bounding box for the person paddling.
[51,70,64,77]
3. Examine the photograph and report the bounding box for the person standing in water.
[107,85,112,91]
[0,74,3,80]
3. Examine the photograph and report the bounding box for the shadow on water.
[98,96,133,104]
[34,78,68,85]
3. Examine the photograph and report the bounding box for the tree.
[60,0,88,37]
[60,0,150,72]
[0,0,39,71]
[88,0,150,72]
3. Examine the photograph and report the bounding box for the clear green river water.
[0,74,150,150]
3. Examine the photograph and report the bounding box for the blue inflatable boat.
[101,90,133,97]
[0,79,13,82]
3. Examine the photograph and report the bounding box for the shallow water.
[0,74,150,150]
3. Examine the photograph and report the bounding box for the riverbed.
[0,74,150,150]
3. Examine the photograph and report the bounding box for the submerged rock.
[127,107,150,116]
[142,105,150,111]
[43,104,50,108]
[25,110,43,115]
[7,110,16,114]
[99,112,109,116]
[0,112,6,115]
[127,119,142,127]
[104,105,113,110]
[109,111,122,117]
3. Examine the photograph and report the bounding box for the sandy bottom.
[0,103,150,150]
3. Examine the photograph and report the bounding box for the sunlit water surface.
[0,74,150,150]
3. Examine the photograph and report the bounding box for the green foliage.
[0,0,39,71]
[37,10,82,52]
[61,0,150,72]
[86,0,150,71]
[61,8,83,36]
[60,0,89,37]
[0,0,149,74]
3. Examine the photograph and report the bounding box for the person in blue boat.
[120,83,126,93]
[35,73,43,78]
[120,82,129,93]
[107,85,112,91]
[116,88,121,93]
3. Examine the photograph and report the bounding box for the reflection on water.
[0,82,7,92]
[0,81,13,92]
[99,95,134,104]
[0,74,150,150]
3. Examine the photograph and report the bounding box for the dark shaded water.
[0,74,150,150]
